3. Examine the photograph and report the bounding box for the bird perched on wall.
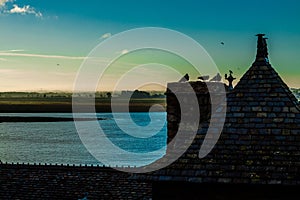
[225,70,233,78]
[198,75,210,81]
[225,70,236,90]
[209,73,222,82]
[179,73,189,82]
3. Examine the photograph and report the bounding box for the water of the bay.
[0,112,167,167]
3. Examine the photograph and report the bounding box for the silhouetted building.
[138,34,300,199]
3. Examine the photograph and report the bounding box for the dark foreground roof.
[0,163,151,200]
[138,34,300,185]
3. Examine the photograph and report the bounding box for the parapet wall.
[166,81,227,143]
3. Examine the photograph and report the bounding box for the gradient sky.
[0,0,299,91]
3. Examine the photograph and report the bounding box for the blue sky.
[0,0,299,91]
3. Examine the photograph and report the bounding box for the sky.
[0,0,299,92]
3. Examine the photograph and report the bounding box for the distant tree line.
[119,90,165,99]
[0,90,166,99]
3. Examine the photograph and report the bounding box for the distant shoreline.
[0,116,106,123]
[0,104,166,113]
[0,98,166,113]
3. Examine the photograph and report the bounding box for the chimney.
[255,34,269,64]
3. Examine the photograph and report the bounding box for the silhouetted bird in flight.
[221,42,225,45]
[198,75,210,81]
[209,73,222,82]
[179,73,189,82]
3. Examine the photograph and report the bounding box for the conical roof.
[229,33,299,115]
[226,34,300,134]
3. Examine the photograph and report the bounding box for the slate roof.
[0,163,151,200]
[138,34,300,185]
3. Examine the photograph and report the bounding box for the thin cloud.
[1,49,25,52]
[0,52,85,60]
[0,0,13,7]
[115,49,130,55]
[9,4,42,18]
[121,49,129,55]
[100,33,112,39]
[0,68,18,74]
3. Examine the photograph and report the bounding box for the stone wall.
[166,81,227,143]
